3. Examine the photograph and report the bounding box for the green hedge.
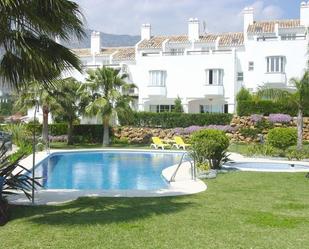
[48,124,109,143]
[237,100,309,116]
[119,112,233,128]
[49,123,67,135]
[2,123,108,144]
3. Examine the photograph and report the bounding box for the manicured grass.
[2,172,309,248]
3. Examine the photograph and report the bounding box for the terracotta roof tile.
[138,32,244,49]
[168,35,189,43]
[73,47,119,57]
[72,48,91,57]
[198,34,220,43]
[219,32,244,46]
[138,36,168,49]
[112,47,135,61]
[247,19,301,34]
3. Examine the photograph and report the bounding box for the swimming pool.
[34,151,183,190]
[223,162,309,172]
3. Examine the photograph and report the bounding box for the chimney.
[141,23,151,40]
[300,2,309,26]
[91,31,101,55]
[188,18,200,41]
[243,7,254,33]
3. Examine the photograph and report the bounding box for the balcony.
[204,85,224,96]
[146,86,167,97]
[263,73,287,85]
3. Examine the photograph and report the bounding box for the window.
[149,105,175,113]
[248,62,254,71]
[266,56,285,73]
[237,72,244,82]
[170,48,184,55]
[149,70,167,87]
[205,69,224,85]
[200,104,224,113]
[281,34,296,40]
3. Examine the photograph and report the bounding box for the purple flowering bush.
[250,114,263,123]
[268,114,292,123]
[173,125,236,135]
[48,135,68,143]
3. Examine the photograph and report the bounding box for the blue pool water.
[223,162,309,172]
[35,151,182,190]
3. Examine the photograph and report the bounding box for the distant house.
[69,2,309,117]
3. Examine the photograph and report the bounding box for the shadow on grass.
[10,196,195,226]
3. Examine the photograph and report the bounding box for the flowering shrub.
[268,114,292,123]
[48,135,68,143]
[250,114,263,123]
[173,125,235,135]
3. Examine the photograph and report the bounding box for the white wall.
[244,37,308,91]
[129,50,237,113]
[27,107,53,124]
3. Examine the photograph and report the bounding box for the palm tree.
[14,81,59,144]
[53,78,82,145]
[80,67,136,146]
[0,0,84,89]
[257,72,309,150]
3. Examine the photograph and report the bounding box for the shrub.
[8,143,33,162]
[190,129,230,169]
[3,124,31,146]
[49,123,67,136]
[119,112,233,128]
[174,125,236,135]
[268,114,292,123]
[236,87,252,102]
[286,147,307,161]
[247,144,276,157]
[239,128,260,139]
[1,144,40,225]
[237,100,309,116]
[113,137,129,145]
[173,97,183,113]
[255,119,274,132]
[250,114,263,123]
[267,128,297,151]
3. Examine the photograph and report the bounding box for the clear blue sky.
[74,0,302,35]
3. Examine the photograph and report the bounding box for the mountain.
[62,29,140,48]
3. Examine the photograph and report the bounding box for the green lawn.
[2,172,309,249]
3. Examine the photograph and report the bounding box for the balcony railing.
[204,85,224,96]
[162,52,184,56]
[263,72,287,85]
[146,86,167,96]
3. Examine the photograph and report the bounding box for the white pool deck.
[8,149,207,205]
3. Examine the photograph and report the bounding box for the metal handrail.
[169,152,195,182]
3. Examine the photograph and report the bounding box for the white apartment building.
[71,2,309,115]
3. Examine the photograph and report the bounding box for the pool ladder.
[169,152,196,182]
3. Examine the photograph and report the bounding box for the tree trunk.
[67,120,74,145]
[103,116,110,146]
[42,105,49,144]
[297,108,303,151]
